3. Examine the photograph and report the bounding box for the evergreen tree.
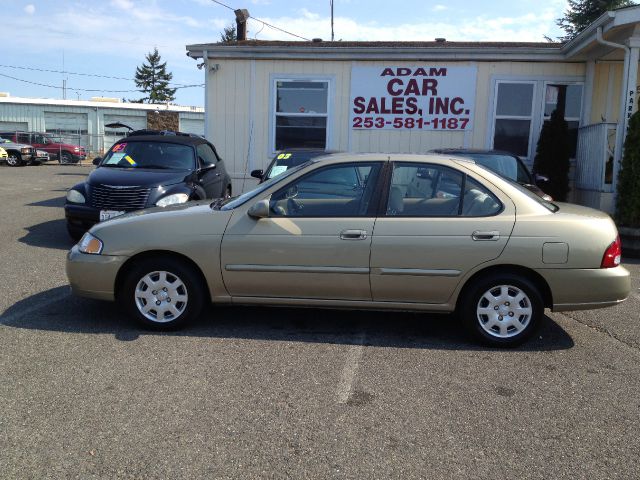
[134,48,176,104]
[220,23,237,43]
[557,0,635,41]
[533,107,572,201]
[616,110,640,227]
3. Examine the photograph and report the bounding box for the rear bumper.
[539,265,631,312]
[66,245,128,301]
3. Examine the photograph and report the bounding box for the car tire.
[66,223,84,241]
[459,273,543,347]
[60,152,73,164]
[6,153,23,167]
[120,257,205,330]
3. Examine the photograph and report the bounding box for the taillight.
[601,235,622,268]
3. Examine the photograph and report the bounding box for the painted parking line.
[336,331,366,404]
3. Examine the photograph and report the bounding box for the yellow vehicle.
[0,147,7,161]
[66,153,631,347]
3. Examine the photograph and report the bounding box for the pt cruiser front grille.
[89,184,151,210]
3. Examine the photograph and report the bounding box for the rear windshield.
[265,151,327,179]
[101,141,194,170]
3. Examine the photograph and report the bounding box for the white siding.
[206,58,587,193]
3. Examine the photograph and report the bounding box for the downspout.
[596,26,629,198]
[203,49,209,140]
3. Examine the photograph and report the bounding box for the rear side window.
[461,177,502,217]
[385,162,502,217]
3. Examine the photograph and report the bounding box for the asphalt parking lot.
[1,164,639,479]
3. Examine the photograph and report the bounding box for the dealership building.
[187,6,640,213]
[0,96,204,154]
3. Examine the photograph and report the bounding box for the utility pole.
[330,0,334,41]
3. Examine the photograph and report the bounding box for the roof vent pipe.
[235,9,249,41]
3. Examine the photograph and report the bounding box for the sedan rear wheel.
[460,274,542,347]
[120,258,205,330]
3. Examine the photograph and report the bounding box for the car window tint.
[461,177,502,217]
[269,162,381,217]
[387,163,463,216]
[196,144,217,166]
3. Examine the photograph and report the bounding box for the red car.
[0,131,86,164]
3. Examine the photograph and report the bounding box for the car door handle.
[472,230,500,241]
[340,229,367,240]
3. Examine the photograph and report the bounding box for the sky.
[1,0,569,106]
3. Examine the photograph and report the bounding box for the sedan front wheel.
[120,258,205,330]
[460,273,543,347]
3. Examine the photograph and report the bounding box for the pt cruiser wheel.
[460,274,542,347]
[121,258,205,329]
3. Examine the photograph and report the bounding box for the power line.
[209,0,311,41]
[0,72,203,93]
[0,63,198,87]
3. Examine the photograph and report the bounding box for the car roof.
[308,152,477,166]
[429,148,519,157]
[113,135,207,146]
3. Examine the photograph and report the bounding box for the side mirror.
[92,157,102,166]
[247,199,270,219]
[250,169,264,179]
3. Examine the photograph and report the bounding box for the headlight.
[78,232,103,254]
[156,193,189,207]
[74,147,80,151]
[66,189,85,203]
[21,147,30,153]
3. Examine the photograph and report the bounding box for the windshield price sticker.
[112,143,126,152]
[350,66,477,130]
[270,165,288,176]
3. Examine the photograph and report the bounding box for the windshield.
[265,151,327,179]
[217,161,312,211]
[452,153,532,184]
[101,141,195,170]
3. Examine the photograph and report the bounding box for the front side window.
[269,162,381,217]
[196,144,217,167]
[274,80,329,151]
[492,82,535,157]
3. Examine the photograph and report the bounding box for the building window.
[274,80,329,151]
[543,84,583,158]
[492,82,535,157]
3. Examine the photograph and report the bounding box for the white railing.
[575,123,617,192]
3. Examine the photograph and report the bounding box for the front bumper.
[65,203,100,232]
[540,265,631,311]
[66,245,128,301]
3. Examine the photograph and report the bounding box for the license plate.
[99,210,125,221]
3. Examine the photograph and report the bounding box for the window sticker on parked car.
[124,155,137,166]
[270,165,288,176]
[277,153,292,160]
[112,143,126,152]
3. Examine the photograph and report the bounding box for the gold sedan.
[66,154,630,347]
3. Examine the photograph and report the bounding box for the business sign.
[350,65,477,130]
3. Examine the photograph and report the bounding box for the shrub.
[616,110,640,227]
[533,108,571,201]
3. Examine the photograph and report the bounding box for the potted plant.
[615,110,640,258]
